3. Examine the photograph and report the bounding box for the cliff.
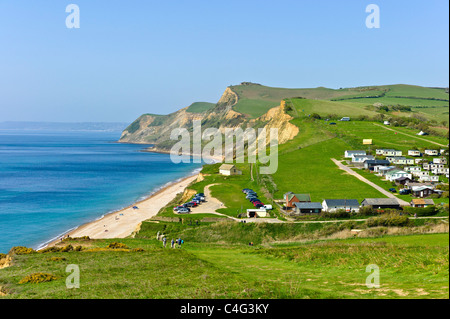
[118,85,299,152]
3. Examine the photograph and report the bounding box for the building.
[385,170,412,182]
[352,155,375,163]
[419,175,439,182]
[376,149,403,157]
[424,150,439,156]
[344,150,366,159]
[322,199,360,212]
[361,198,402,209]
[394,176,413,185]
[410,199,435,208]
[246,209,268,218]
[284,192,311,209]
[294,202,323,215]
[411,186,436,198]
[364,160,390,170]
[219,164,242,176]
[377,166,397,176]
[404,166,422,173]
[433,158,447,165]
[408,150,421,157]
[386,156,414,165]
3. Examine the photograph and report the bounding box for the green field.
[1,232,447,299]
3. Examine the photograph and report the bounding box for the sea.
[0,130,203,253]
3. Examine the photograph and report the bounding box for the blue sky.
[0,0,448,122]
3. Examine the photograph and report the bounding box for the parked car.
[185,202,197,207]
[400,189,411,195]
[389,188,397,193]
[178,208,190,214]
[263,205,273,210]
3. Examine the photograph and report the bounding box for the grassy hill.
[1,82,449,300]
[229,83,449,124]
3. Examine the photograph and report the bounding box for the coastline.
[40,172,200,250]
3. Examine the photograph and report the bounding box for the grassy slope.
[1,233,447,299]
[186,102,216,113]
[229,83,449,122]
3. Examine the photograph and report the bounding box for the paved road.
[331,158,411,206]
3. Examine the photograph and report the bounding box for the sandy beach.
[43,174,199,248]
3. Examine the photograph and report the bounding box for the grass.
[185,102,216,113]
[2,232,447,299]
[272,137,386,202]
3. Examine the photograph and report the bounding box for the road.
[331,158,411,206]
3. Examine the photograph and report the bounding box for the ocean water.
[0,130,202,253]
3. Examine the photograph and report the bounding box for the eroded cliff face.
[118,86,299,151]
[254,100,299,145]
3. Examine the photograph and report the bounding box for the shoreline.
[40,172,200,250]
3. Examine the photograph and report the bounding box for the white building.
[344,150,366,159]
[352,155,375,163]
[424,150,439,156]
[408,150,421,157]
[419,175,440,182]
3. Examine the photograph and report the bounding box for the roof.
[365,160,390,165]
[346,150,366,153]
[411,199,435,205]
[219,164,236,170]
[362,198,400,206]
[294,202,323,209]
[287,193,311,202]
[323,199,360,207]
[394,176,412,181]
[411,186,434,192]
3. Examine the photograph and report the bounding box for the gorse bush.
[9,246,35,255]
[19,273,58,284]
[107,242,129,249]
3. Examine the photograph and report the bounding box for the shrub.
[74,246,83,251]
[132,248,145,252]
[60,244,74,252]
[107,242,129,249]
[403,206,438,217]
[19,273,58,284]
[366,214,412,228]
[9,246,35,255]
[320,209,351,219]
[0,253,6,260]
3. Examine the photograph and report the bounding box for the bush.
[132,248,145,252]
[19,273,58,284]
[320,209,351,219]
[9,246,35,255]
[403,206,438,217]
[366,214,412,228]
[107,242,129,249]
[0,253,6,260]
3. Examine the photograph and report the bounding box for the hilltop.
[118,83,449,151]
